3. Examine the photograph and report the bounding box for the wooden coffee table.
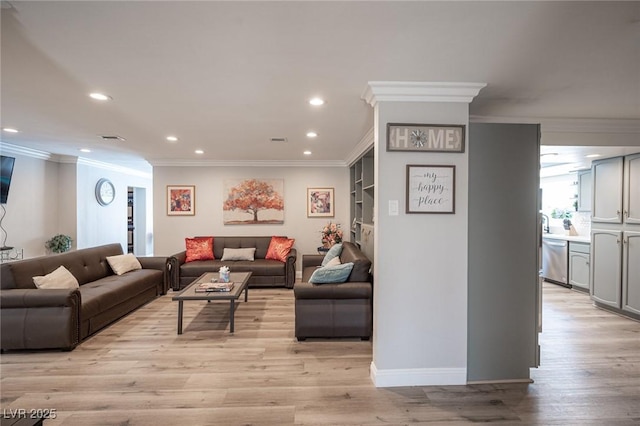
[172,271,251,334]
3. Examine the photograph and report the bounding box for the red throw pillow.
[265,236,295,262]
[185,237,214,262]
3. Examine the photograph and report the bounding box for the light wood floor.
[1,283,639,425]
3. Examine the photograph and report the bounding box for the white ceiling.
[1,1,639,169]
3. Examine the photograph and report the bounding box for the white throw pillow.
[324,256,342,267]
[221,247,256,261]
[33,265,79,289]
[321,243,343,267]
[106,253,142,275]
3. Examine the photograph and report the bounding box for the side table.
[0,248,23,264]
[317,246,329,255]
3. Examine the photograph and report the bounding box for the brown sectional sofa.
[294,241,372,340]
[168,236,296,291]
[0,244,169,351]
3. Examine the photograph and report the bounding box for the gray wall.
[0,146,153,258]
[372,101,470,385]
[75,160,153,255]
[467,123,540,382]
[0,150,59,258]
[152,165,350,265]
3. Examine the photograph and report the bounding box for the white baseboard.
[370,362,467,387]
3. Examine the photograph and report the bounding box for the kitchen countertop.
[542,233,590,243]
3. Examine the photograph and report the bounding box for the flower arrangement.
[321,222,343,247]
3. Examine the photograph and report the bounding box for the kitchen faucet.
[541,213,550,233]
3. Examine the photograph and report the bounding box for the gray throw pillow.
[221,247,256,261]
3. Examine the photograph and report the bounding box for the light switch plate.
[389,200,399,216]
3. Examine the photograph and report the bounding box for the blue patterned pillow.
[321,243,343,267]
[309,262,354,284]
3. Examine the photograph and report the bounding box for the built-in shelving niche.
[349,147,374,254]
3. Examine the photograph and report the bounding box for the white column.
[363,82,485,387]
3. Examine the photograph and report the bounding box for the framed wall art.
[406,165,455,214]
[167,185,195,216]
[223,178,284,224]
[387,123,465,153]
[307,187,334,217]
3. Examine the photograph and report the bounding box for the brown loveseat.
[168,236,297,291]
[0,244,169,351]
[294,241,372,340]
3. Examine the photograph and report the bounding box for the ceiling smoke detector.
[100,135,126,142]
[270,137,288,143]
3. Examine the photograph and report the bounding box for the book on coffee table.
[194,282,234,292]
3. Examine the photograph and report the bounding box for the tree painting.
[223,179,284,224]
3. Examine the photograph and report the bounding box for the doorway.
[127,186,148,255]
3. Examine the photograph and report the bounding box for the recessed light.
[585,154,601,158]
[540,152,558,157]
[306,131,318,138]
[80,148,91,153]
[89,92,112,101]
[2,127,18,133]
[166,136,178,142]
[195,149,204,155]
[309,97,325,106]
[303,150,312,155]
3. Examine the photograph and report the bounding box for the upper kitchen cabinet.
[592,156,624,223]
[624,153,640,224]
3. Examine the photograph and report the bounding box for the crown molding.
[345,127,374,166]
[362,81,487,107]
[76,157,152,179]
[148,159,347,168]
[0,142,55,161]
[470,116,640,134]
[0,143,151,178]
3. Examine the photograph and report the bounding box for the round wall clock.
[95,178,115,206]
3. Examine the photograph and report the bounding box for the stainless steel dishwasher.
[542,237,569,287]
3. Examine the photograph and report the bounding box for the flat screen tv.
[1,155,16,204]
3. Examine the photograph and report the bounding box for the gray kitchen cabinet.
[569,241,590,291]
[592,156,623,223]
[623,153,640,224]
[577,170,592,212]
[622,231,640,315]
[590,229,622,308]
[590,153,640,319]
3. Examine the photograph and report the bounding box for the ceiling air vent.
[269,137,288,143]
[100,135,126,142]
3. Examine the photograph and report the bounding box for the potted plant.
[45,234,73,253]
[550,208,573,220]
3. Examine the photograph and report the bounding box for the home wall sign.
[406,164,455,214]
[387,123,465,153]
